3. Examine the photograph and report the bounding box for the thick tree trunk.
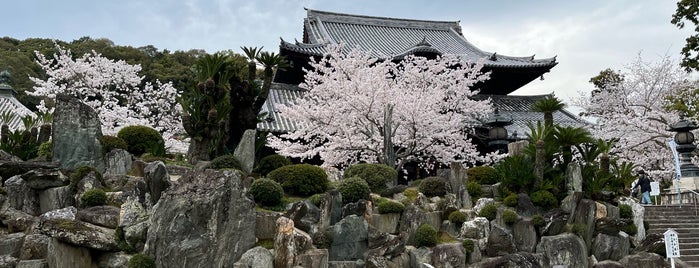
[535,139,545,190]
[600,154,610,175]
[38,124,51,143]
[383,104,395,169]
[187,138,211,164]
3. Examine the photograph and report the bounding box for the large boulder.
[448,162,471,209]
[39,186,74,214]
[408,246,432,268]
[77,205,120,229]
[400,205,441,245]
[233,129,256,173]
[592,232,630,262]
[0,256,18,268]
[295,248,330,268]
[21,168,67,190]
[619,198,646,242]
[370,213,401,234]
[52,93,104,172]
[19,234,50,260]
[5,175,40,215]
[285,200,321,234]
[275,216,314,268]
[46,238,97,268]
[460,217,490,252]
[233,246,274,268]
[104,149,132,176]
[330,215,368,261]
[367,225,405,259]
[0,161,59,185]
[144,161,170,206]
[144,169,255,267]
[541,208,569,236]
[15,259,48,268]
[0,232,25,257]
[38,218,118,251]
[565,162,583,193]
[432,242,466,268]
[486,224,516,257]
[256,210,283,241]
[512,218,537,252]
[97,252,131,268]
[318,190,343,229]
[536,233,587,268]
[515,193,539,217]
[471,252,547,268]
[0,207,38,232]
[572,198,597,248]
[618,252,666,268]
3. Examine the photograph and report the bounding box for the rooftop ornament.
[668,115,699,177]
[484,108,513,152]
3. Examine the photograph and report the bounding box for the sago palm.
[532,96,566,127]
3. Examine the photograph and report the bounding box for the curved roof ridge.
[306,8,461,31]
[447,28,556,64]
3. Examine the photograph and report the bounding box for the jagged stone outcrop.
[486,224,516,257]
[234,246,274,268]
[367,225,405,259]
[19,234,49,260]
[38,218,118,251]
[400,205,441,245]
[460,217,490,252]
[285,200,321,234]
[144,169,255,268]
[592,232,630,261]
[21,168,67,190]
[52,94,104,171]
[104,149,132,176]
[275,216,314,268]
[5,175,40,216]
[47,238,97,268]
[39,186,73,214]
[77,205,119,229]
[330,215,368,261]
[143,161,170,205]
[432,242,466,268]
[536,233,588,268]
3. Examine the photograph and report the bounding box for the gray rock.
[119,196,148,227]
[0,207,37,232]
[565,162,582,193]
[328,260,365,268]
[0,232,25,257]
[0,161,58,185]
[618,252,666,268]
[275,217,314,268]
[592,233,629,261]
[342,199,369,219]
[96,252,131,268]
[441,193,460,218]
[39,206,77,222]
[256,210,283,240]
[486,224,515,257]
[619,198,646,243]
[572,199,596,249]
[15,260,48,268]
[592,260,624,268]
[472,252,548,268]
[408,246,432,268]
[542,208,568,236]
[21,168,67,190]
[52,94,104,172]
[319,190,343,229]
[370,213,401,234]
[129,160,146,177]
[47,238,97,268]
[296,248,329,268]
[366,255,389,268]
[104,149,132,175]
[606,204,619,219]
[460,217,490,251]
[513,218,537,252]
[399,205,441,245]
[0,149,21,162]
[39,186,74,213]
[387,252,410,268]
[633,233,664,255]
[234,246,274,268]
[233,129,256,173]
[77,205,120,228]
[507,140,528,156]
[6,175,40,215]
[448,163,471,209]
[536,233,588,268]
[124,221,148,252]
[432,242,466,268]
[367,225,405,259]
[74,171,106,208]
[473,198,495,215]
[0,256,18,268]
[144,169,255,267]
[285,200,321,234]
[560,192,582,221]
[38,218,118,251]
[330,215,368,261]
[144,161,170,205]
[19,234,49,260]
[515,193,539,217]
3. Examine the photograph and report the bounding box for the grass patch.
[256,238,274,249]
[437,231,458,244]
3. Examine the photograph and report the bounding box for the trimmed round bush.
[403,188,418,202]
[128,253,155,268]
[502,209,518,225]
[254,154,292,176]
[448,210,467,224]
[531,190,558,210]
[466,181,482,200]
[503,193,518,207]
[249,178,284,206]
[377,200,405,214]
[467,166,498,184]
[419,177,447,197]
[117,125,165,156]
[479,203,498,221]
[415,223,437,247]
[206,154,243,170]
[81,189,107,207]
[338,177,371,204]
[619,204,633,219]
[532,214,545,227]
[100,135,128,154]
[343,163,397,193]
[462,239,475,253]
[268,164,329,196]
[38,141,52,159]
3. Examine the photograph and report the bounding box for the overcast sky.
[5,0,693,108]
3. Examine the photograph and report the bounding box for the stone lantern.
[484,108,513,152]
[668,116,699,177]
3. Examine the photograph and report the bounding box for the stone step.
[647,223,699,229]
[645,228,699,234]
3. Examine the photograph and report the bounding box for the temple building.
[0,70,36,130]
[258,9,587,151]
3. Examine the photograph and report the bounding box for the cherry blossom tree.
[575,54,693,178]
[29,43,186,152]
[268,45,495,171]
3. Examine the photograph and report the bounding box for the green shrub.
[310,193,325,207]
[254,154,292,176]
[448,211,467,224]
[502,209,518,225]
[466,181,482,201]
[128,253,155,268]
[206,154,243,170]
[531,190,558,210]
[338,177,371,204]
[479,203,498,221]
[419,177,447,197]
[268,164,329,196]
[572,223,587,238]
[81,189,107,207]
[69,166,103,192]
[343,163,397,194]
[532,214,545,227]
[250,178,284,206]
[467,166,498,184]
[619,204,633,219]
[403,188,418,202]
[117,125,165,156]
[495,155,536,193]
[100,135,128,154]
[503,193,518,207]
[38,141,52,159]
[623,223,638,235]
[415,224,437,247]
[462,239,475,253]
[377,200,405,214]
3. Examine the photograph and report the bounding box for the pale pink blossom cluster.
[29,43,188,153]
[268,44,496,170]
[575,54,693,178]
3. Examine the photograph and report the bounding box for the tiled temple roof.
[257,83,305,133]
[281,9,557,69]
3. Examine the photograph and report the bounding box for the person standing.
[636,170,652,205]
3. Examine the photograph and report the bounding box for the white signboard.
[665,229,681,258]
[650,181,660,196]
